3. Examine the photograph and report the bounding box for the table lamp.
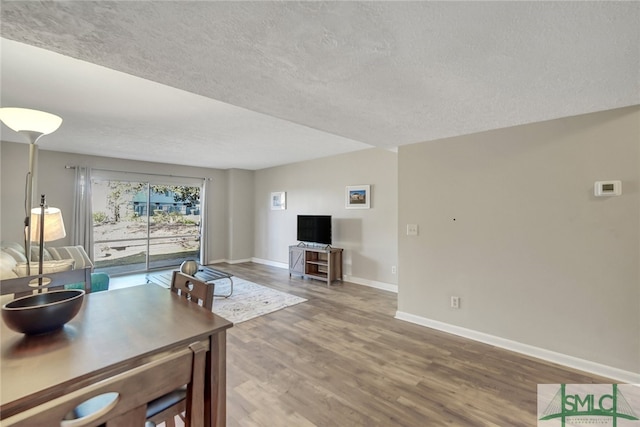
[30,195,66,284]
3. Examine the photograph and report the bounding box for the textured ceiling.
[1,1,638,170]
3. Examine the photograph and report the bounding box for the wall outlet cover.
[450,296,460,309]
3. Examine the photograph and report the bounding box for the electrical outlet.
[407,224,418,236]
[450,296,460,309]
[391,266,397,274]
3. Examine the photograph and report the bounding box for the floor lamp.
[0,108,63,269]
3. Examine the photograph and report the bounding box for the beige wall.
[226,168,255,262]
[253,148,398,287]
[0,141,28,243]
[0,142,254,263]
[398,106,640,373]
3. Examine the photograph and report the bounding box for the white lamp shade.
[0,107,63,135]
[30,207,66,242]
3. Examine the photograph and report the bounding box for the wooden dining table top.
[0,284,233,419]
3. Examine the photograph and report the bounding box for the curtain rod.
[64,165,211,181]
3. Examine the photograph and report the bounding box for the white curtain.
[199,179,209,266]
[71,166,94,259]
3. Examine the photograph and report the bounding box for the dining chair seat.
[146,385,187,418]
[145,385,190,427]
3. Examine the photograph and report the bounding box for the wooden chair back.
[1,341,207,427]
[170,271,214,310]
[146,272,214,426]
[0,267,92,298]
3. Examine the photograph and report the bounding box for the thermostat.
[594,180,622,197]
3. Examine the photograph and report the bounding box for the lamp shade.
[30,207,66,242]
[0,107,63,135]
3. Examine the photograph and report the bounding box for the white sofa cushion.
[1,245,27,263]
[1,251,19,280]
[48,246,93,269]
[30,246,53,261]
[13,259,76,277]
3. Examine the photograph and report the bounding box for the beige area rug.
[148,273,307,324]
[210,277,307,323]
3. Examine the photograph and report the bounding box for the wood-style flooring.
[203,262,611,427]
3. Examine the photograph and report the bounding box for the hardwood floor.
[205,262,611,427]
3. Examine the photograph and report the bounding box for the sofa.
[0,241,109,293]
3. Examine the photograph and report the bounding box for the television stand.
[289,245,343,287]
[296,242,331,250]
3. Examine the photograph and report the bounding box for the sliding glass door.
[91,177,202,275]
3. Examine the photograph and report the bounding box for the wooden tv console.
[289,245,343,286]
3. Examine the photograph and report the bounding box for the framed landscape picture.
[346,185,370,209]
[271,191,286,210]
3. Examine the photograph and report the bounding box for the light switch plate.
[407,224,418,236]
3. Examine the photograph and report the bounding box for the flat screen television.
[297,215,332,245]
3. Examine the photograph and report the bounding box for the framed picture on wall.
[271,191,286,210]
[346,185,370,209]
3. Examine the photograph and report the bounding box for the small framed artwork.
[346,185,370,209]
[271,191,286,210]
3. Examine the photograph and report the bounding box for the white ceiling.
[1,1,638,170]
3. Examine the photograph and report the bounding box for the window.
[91,173,203,275]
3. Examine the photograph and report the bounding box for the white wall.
[397,106,640,376]
[253,148,398,288]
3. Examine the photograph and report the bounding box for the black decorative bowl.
[2,289,85,335]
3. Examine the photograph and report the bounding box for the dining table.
[0,284,233,426]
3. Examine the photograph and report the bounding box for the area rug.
[210,277,307,324]
[148,273,307,324]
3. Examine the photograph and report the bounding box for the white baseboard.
[226,257,252,265]
[344,275,398,293]
[395,311,640,384]
[207,258,252,265]
[251,257,289,269]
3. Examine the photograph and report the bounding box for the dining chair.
[144,271,215,427]
[1,341,207,427]
[170,271,215,310]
